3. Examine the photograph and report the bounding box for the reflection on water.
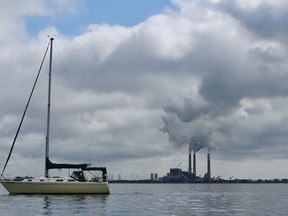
[0,184,287,216]
[42,194,109,215]
[43,196,50,215]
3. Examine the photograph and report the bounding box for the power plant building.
[162,150,211,183]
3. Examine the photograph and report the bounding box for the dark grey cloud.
[216,0,288,41]
[160,1,288,175]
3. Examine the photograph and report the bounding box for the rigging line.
[10,156,33,177]
[1,41,51,176]
[54,45,102,166]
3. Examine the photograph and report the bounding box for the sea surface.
[0,183,287,216]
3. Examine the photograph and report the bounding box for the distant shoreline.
[109,179,288,184]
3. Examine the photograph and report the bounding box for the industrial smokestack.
[193,151,196,177]
[188,153,192,174]
[207,152,211,181]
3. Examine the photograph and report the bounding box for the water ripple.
[0,184,287,215]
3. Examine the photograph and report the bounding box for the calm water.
[0,183,287,215]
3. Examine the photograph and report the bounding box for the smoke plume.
[189,136,209,153]
[161,97,214,153]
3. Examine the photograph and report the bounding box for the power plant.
[109,145,288,183]
[162,148,211,183]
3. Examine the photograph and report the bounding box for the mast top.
[48,34,55,40]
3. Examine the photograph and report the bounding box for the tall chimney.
[193,151,196,177]
[207,152,211,181]
[188,153,192,174]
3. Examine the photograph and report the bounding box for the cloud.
[0,0,83,44]
[215,0,288,42]
[160,0,288,171]
[1,0,288,179]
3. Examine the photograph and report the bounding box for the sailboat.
[0,38,110,194]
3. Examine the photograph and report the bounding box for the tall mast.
[45,37,54,177]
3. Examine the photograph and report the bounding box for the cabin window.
[71,171,86,182]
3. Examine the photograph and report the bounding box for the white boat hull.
[0,180,110,194]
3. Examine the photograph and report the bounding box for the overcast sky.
[1,0,288,180]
